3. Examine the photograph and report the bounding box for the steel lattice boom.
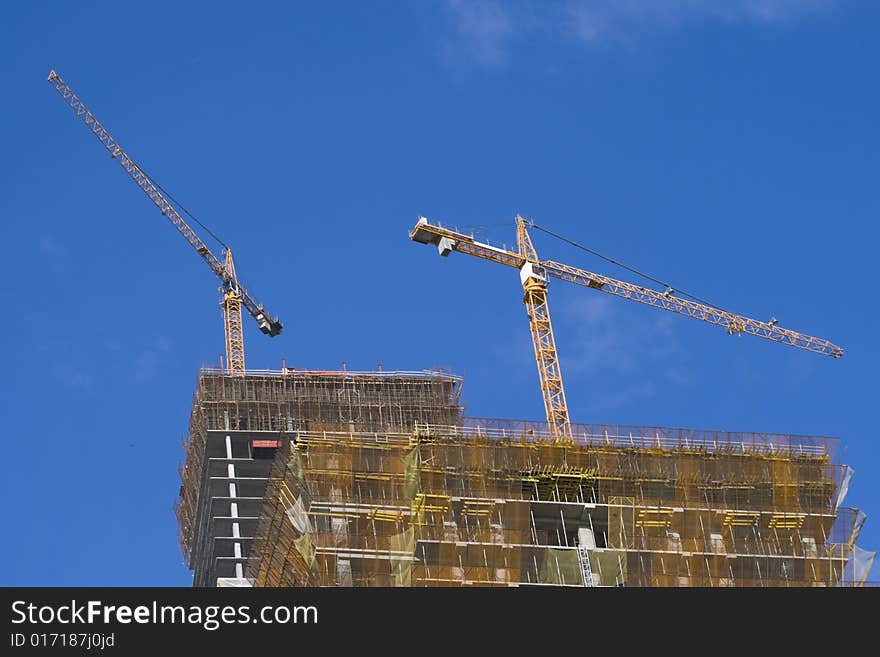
[47,70,282,373]
[411,218,843,358]
[539,258,842,358]
[411,215,843,438]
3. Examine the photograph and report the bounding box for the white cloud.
[564,0,832,44]
[443,0,834,66]
[443,0,518,68]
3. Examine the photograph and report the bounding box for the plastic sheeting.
[842,545,876,587]
[834,465,854,511]
[390,527,415,587]
[829,507,867,547]
[216,577,253,587]
[286,447,311,498]
[285,496,313,535]
[286,494,316,571]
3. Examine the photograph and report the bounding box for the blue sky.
[1,1,877,585]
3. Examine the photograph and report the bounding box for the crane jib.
[409,217,843,359]
[47,70,283,348]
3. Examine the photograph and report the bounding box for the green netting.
[294,533,316,570]
[390,527,415,587]
[539,548,582,586]
[404,447,420,501]
[588,549,627,587]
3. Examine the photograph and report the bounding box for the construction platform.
[174,368,874,587]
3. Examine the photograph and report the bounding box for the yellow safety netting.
[588,549,627,587]
[403,446,420,501]
[539,548,582,586]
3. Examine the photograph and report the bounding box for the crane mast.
[47,70,282,374]
[411,216,843,438]
[221,250,247,374]
[516,216,572,440]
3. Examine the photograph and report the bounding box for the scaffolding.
[174,368,463,566]
[173,368,874,586]
[245,422,873,587]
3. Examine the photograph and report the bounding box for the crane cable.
[137,163,230,253]
[528,221,731,313]
[466,221,512,236]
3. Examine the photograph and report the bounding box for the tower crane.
[47,70,282,374]
[411,216,843,441]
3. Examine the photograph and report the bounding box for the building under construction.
[175,368,874,587]
[45,69,873,588]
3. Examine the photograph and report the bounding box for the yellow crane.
[411,215,843,441]
[47,70,282,374]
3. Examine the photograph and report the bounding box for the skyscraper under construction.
[47,71,873,588]
[175,367,874,587]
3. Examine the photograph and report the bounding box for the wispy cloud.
[442,0,518,68]
[564,0,832,45]
[45,335,174,392]
[130,336,174,384]
[38,235,68,258]
[443,0,834,67]
[52,361,95,395]
[38,234,78,280]
[559,294,696,411]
